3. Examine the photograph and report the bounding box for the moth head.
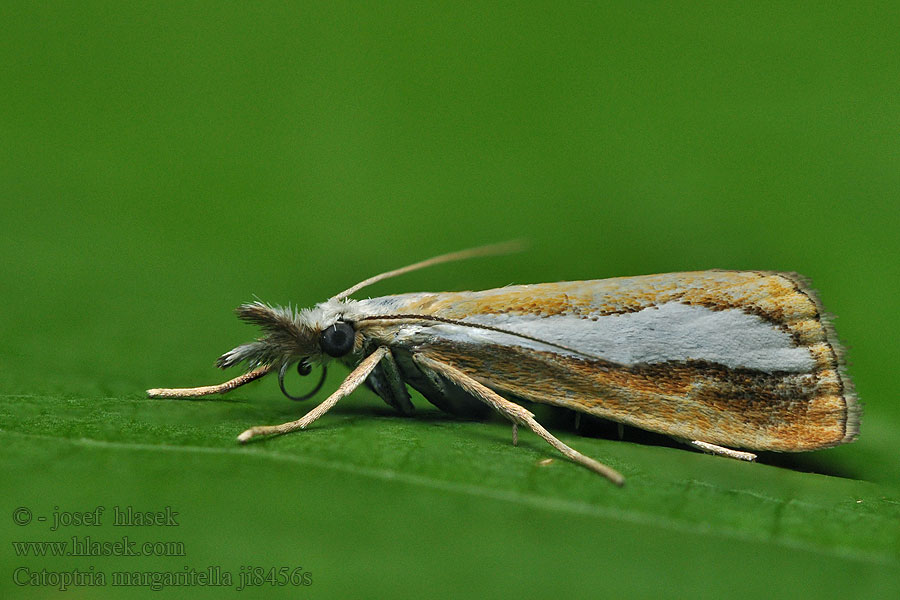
[215,301,358,372]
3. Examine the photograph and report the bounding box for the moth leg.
[413,354,624,486]
[237,347,388,443]
[147,365,272,398]
[369,348,415,415]
[689,440,757,462]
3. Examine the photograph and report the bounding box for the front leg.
[238,347,389,442]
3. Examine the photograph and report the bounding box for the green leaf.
[2,387,898,599]
[3,2,899,598]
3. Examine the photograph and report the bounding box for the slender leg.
[689,440,757,462]
[414,354,624,486]
[147,365,272,398]
[237,347,388,442]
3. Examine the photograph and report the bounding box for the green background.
[2,2,898,598]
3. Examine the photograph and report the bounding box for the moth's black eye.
[319,321,355,357]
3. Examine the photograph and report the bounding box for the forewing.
[354,271,858,451]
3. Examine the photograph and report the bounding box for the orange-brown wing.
[353,271,858,451]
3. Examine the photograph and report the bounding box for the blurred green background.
[2,2,898,598]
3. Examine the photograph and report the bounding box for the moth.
[148,242,859,486]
